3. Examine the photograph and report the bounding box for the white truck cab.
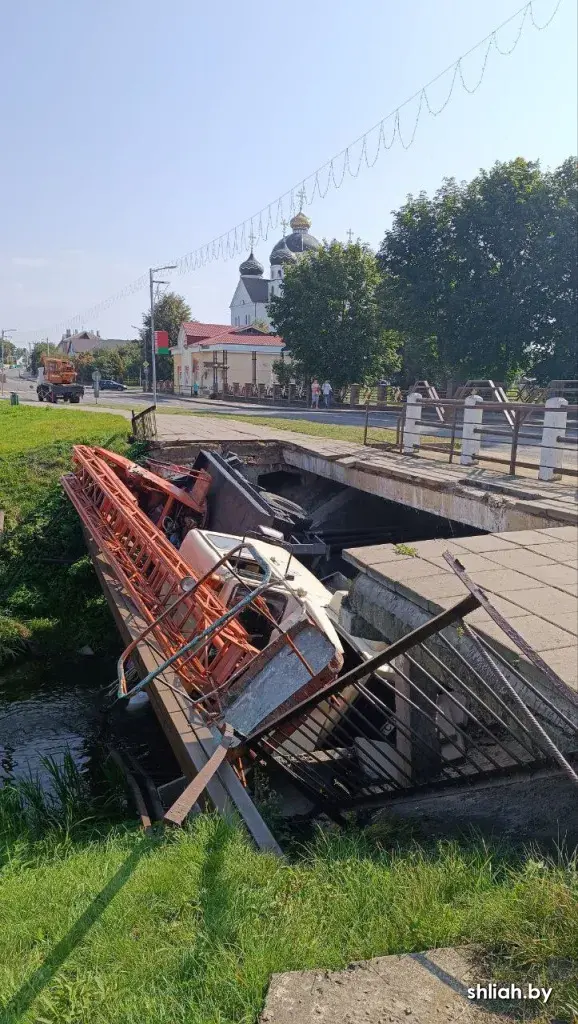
[179,529,342,654]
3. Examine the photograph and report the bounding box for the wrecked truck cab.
[178,528,344,656]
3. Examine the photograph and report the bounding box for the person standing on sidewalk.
[311,379,320,409]
[322,380,332,408]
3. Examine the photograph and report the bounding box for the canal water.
[0,655,179,791]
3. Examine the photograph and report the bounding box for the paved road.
[2,370,394,427]
[3,370,576,470]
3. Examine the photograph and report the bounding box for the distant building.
[57,329,130,356]
[230,209,321,328]
[171,323,284,393]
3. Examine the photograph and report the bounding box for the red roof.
[182,322,283,348]
[182,322,232,341]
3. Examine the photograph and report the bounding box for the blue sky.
[1,0,576,345]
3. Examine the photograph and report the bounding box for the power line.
[21,0,563,342]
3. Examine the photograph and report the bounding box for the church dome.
[270,210,320,263]
[270,238,297,267]
[290,211,311,231]
[239,251,263,276]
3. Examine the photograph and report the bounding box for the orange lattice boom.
[62,445,257,703]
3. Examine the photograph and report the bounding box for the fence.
[235,585,577,814]
[130,404,157,442]
[362,393,578,481]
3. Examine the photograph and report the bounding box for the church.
[171,210,321,393]
[229,209,320,328]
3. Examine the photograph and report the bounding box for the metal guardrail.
[237,583,577,814]
[131,404,157,441]
[363,395,578,480]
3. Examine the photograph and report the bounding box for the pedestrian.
[192,381,199,397]
[311,378,320,409]
[322,380,332,408]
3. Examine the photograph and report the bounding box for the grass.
[0,777,576,1024]
[0,405,133,662]
[183,412,400,445]
[0,404,129,457]
[0,405,129,520]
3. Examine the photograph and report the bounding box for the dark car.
[98,379,128,391]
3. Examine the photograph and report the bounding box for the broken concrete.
[260,946,529,1023]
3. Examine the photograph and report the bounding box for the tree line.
[27,293,192,384]
[270,157,577,389]
[22,158,576,392]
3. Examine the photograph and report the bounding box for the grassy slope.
[0,405,130,660]
[0,405,129,520]
[0,814,576,1024]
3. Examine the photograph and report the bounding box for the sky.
[1,0,576,347]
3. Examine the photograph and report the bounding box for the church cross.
[248,229,256,253]
[296,185,307,211]
[346,228,354,244]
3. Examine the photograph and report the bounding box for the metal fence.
[130,404,157,442]
[362,395,578,481]
[238,592,577,815]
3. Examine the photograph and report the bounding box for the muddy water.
[0,658,109,785]
[0,657,179,790]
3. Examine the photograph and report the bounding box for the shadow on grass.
[0,832,155,1024]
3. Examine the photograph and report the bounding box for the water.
[0,656,180,791]
[0,658,110,785]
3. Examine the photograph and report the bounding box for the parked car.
[98,379,128,391]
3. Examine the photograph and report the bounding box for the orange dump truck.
[37,356,85,404]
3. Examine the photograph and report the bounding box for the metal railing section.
[238,599,577,812]
[131,404,157,441]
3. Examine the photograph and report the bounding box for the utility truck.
[37,356,84,404]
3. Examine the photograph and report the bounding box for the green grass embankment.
[0,405,131,662]
[0,787,576,1024]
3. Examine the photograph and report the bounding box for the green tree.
[0,340,16,365]
[269,241,400,390]
[29,342,51,374]
[378,157,578,385]
[139,292,193,381]
[272,358,295,387]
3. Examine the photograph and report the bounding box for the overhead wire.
[20,0,563,342]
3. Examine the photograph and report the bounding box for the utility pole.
[1,328,16,398]
[149,264,176,406]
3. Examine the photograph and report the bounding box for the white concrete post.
[539,396,568,481]
[460,394,484,466]
[402,392,422,453]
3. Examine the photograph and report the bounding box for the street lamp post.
[149,264,176,406]
[1,329,16,398]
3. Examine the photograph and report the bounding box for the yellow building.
[171,323,284,395]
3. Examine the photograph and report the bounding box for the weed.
[394,543,418,556]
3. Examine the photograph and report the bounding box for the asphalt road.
[4,369,575,469]
[2,370,398,428]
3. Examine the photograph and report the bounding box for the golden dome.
[290,211,311,231]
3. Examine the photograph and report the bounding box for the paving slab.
[260,947,527,1023]
[532,541,578,563]
[344,525,578,696]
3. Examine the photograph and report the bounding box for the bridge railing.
[130,404,157,442]
[364,394,578,481]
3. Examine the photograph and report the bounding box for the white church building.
[171,210,321,393]
[229,210,320,328]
